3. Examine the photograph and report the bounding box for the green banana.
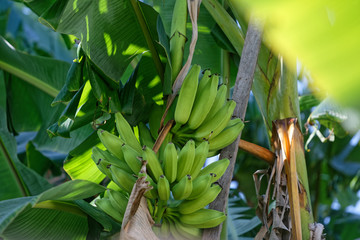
[92,157,112,179]
[174,219,202,240]
[142,146,164,182]
[168,218,184,240]
[172,174,193,200]
[198,158,230,182]
[138,122,154,149]
[178,184,222,214]
[102,149,133,173]
[159,218,171,239]
[115,112,142,153]
[207,150,220,158]
[208,118,244,151]
[165,207,180,217]
[193,100,236,140]
[121,143,142,174]
[176,140,195,181]
[187,173,214,200]
[107,189,128,215]
[110,165,137,193]
[179,208,226,228]
[189,141,209,178]
[197,69,211,93]
[174,65,201,125]
[205,84,227,119]
[97,129,125,160]
[187,74,219,129]
[163,142,178,183]
[157,175,171,201]
[95,197,123,222]
[158,132,173,164]
[92,147,133,174]
[170,0,188,81]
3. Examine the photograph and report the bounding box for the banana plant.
[0,0,359,239]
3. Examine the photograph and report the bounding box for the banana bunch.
[171,65,244,155]
[90,60,247,235]
[92,112,229,237]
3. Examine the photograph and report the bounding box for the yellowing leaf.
[241,0,360,109]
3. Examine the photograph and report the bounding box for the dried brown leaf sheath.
[120,163,158,240]
[255,118,314,239]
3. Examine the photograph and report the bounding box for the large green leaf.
[63,120,115,183]
[24,0,163,82]
[3,207,88,240]
[21,0,166,135]
[0,72,52,200]
[0,180,106,239]
[239,0,360,110]
[0,36,68,99]
[227,198,261,239]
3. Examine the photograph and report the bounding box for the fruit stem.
[171,122,182,133]
[154,200,167,224]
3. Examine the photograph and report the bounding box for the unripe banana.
[97,129,124,160]
[187,74,219,129]
[179,209,226,228]
[95,197,123,222]
[91,147,111,176]
[121,143,142,174]
[197,69,211,93]
[107,189,128,215]
[193,100,236,140]
[174,65,201,125]
[207,150,219,158]
[205,84,227,119]
[208,118,244,151]
[174,219,202,240]
[168,218,184,240]
[198,158,230,182]
[170,0,187,82]
[178,184,222,214]
[110,165,137,193]
[172,174,193,200]
[158,132,173,164]
[157,175,171,201]
[189,141,209,178]
[187,173,214,200]
[138,122,155,149]
[165,207,181,218]
[159,218,171,239]
[94,147,133,174]
[163,142,178,183]
[176,140,195,181]
[142,146,164,182]
[115,112,142,153]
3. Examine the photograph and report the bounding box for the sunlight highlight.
[99,0,108,14]
[103,33,113,56]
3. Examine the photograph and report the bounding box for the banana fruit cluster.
[92,112,231,238]
[91,64,244,238]
[171,65,244,154]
